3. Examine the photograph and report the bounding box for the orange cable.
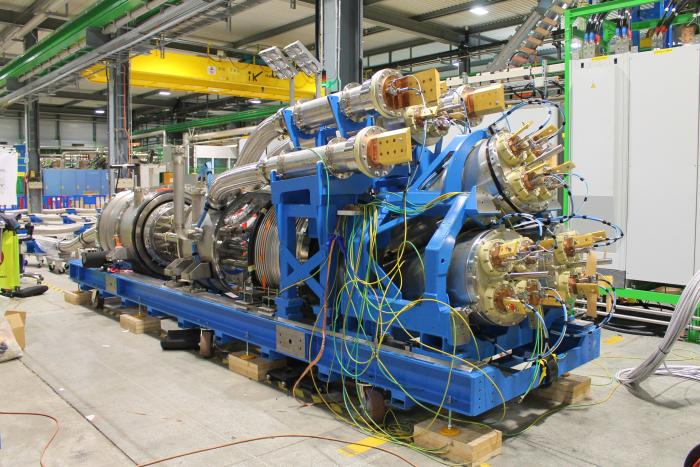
[0,411,59,467]
[135,433,417,467]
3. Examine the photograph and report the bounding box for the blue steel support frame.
[69,261,601,416]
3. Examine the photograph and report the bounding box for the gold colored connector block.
[531,124,558,142]
[367,128,413,166]
[547,161,575,174]
[468,84,506,117]
[573,230,606,249]
[512,120,534,138]
[405,68,441,106]
[493,239,523,260]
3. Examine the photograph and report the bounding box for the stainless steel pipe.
[172,147,187,240]
[208,126,390,209]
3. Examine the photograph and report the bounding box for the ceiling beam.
[468,15,529,34]
[0,8,66,31]
[229,0,271,15]
[52,91,174,107]
[364,12,527,57]
[234,0,466,51]
[362,0,507,43]
[366,39,507,71]
[4,103,108,118]
[363,5,464,45]
[231,16,315,48]
[413,0,510,21]
[365,38,432,56]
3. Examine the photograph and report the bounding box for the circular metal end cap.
[370,69,405,119]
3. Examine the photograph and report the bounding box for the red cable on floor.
[135,433,417,466]
[0,411,59,467]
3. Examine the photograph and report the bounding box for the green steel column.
[0,0,146,88]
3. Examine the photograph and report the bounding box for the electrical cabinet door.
[626,45,700,285]
[42,169,61,196]
[84,170,99,194]
[74,170,86,196]
[59,170,75,197]
[569,54,630,276]
[99,170,109,195]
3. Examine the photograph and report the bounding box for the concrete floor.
[1,266,699,467]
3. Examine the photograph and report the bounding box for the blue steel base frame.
[69,261,601,417]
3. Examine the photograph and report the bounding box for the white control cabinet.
[626,46,700,285]
[570,54,630,273]
[570,44,700,286]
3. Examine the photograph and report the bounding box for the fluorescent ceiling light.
[158,90,171,96]
[94,109,105,114]
[248,98,262,104]
[470,6,489,15]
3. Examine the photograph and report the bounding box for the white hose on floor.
[615,269,700,386]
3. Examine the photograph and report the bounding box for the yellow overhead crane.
[83,50,317,101]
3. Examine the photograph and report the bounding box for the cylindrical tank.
[399,228,544,327]
[96,189,190,276]
[196,191,309,293]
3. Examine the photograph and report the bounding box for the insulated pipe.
[57,226,97,253]
[234,112,287,167]
[132,129,167,142]
[190,126,256,143]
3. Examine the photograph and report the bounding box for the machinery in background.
[42,168,110,209]
[0,213,47,298]
[566,0,700,343]
[70,67,621,418]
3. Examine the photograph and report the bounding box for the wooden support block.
[227,351,286,382]
[532,374,591,404]
[119,313,161,334]
[64,290,91,305]
[413,419,501,466]
[542,16,559,27]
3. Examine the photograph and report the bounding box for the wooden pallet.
[532,374,591,404]
[227,351,286,382]
[64,290,91,305]
[413,374,591,464]
[119,313,162,334]
[413,419,501,466]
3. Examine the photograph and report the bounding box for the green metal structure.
[133,105,284,135]
[564,0,699,342]
[0,0,154,89]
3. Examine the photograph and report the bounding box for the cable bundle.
[615,269,700,386]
